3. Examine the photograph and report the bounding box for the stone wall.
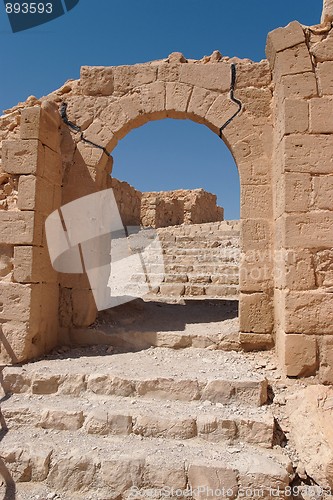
[140,188,224,228]
[267,20,333,382]
[108,177,142,227]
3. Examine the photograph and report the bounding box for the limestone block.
[136,378,200,401]
[14,245,57,284]
[275,249,316,291]
[43,146,62,185]
[99,458,144,492]
[238,159,270,186]
[281,212,333,248]
[276,172,311,216]
[2,139,44,175]
[39,409,84,431]
[282,134,333,174]
[278,73,318,100]
[0,282,41,322]
[236,61,271,89]
[317,62,333,95]
[17,175,55,214]
[241,185,273,219]
[287,385,333,489]
[47,455,96,491]
[205,94,239,132]
[238,87,272,120]
[159,283,185,296]
[157,63,180,82]
[185,285,206,296]
[84,409,132,435]
[32,374,61,394]
[313,175,333,210]
[113,64,157,95]
[0,321,36,364]
[137,81,166,119]
[310,97,333,133]
[133,414,196,439]
[0,211,42,245]
[20,106,61,152]
[311,33,333,62]
[239,292,274,334]
[72,289,97,327]
[284,291,333,334]
[283,334,318,377]
[119,92,146,130]
[187,87,218,122]
[166,82,192,114]
[197,415,237,441]
[188,464,238,499]
[319,336,333,384]
[145,459,186,489]
[239,250,273,292]
[241,219,272,251]
[179,62,231,92]
[266,21,306,66]
[273,44,313,79]
[87,374,135,397]
[80,66,114,96]
[239,333,274,351]
[100,101,128,137]
[0,245,13,278]
[279,98,309,137]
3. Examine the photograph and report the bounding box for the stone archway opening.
[83,117,242,352]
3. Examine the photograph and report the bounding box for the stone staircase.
[0,338,301,499]
[128,221,240,301]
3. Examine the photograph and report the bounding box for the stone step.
[0,427,291,498]
[1,393,275,447]
[71,300,241,352]
[3,348,268,406]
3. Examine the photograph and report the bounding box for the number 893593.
[6,3,53,14]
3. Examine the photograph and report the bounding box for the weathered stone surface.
[310,97,333,133]
[266,21,306,66]
[80,66,114,96]
[39,409,84,431]
[311,33,333,62]
[287,385,333,488]
[284,334,318,377]
[317,62,333,95]
[84,409,132,435]
[188,464,238,499]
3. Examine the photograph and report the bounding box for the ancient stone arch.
[1,16,333,382]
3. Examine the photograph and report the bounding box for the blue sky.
[0,0,322,219]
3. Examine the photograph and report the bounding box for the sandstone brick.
[20,105,60,152]
[284,334,318,377]
[72,289,97,327]
[282,134,333,174]
[236,61,272,89]
[310,97,333,133]
[205,94,240,132]
[2,139,44,175]
[0,282,41,322]
[133,414,196,439]
[0,211,43,246]
[80,66,114,96]
[279,98,309,137]
[17,175,55,214]
[187,87,219,122]
[313,175,333,210]
[39,409,84,431]
[273,44,313,79]
[137,81,166,120]
[99,458,144,492]
[197,415,237,441]
[276,249,316,291]
[32,374,61,394]
[283,291,333,335]
[145,459,186,489]
[278,73,318,100]
[239,333,274,351]
[280,213,333,249]
[47,455,96,491]
[100,101,128,136]
[185,284,206,296]
[319,336,333,384]
[266,21,306,66]
[241,220,272,251]
[84,410,132,435]
[113,64,157,95]
[136,378,200,401]
[317,62,333,95]
[159,283,185,296]
[276,172,311,216]
[13,245,56,284]
[239,292,274,334]
[239,250,273,292]
[157,63,180,82]
[179,62,231,92]
[201,379,268,406]
[241,185,273,219]
[166,82,192,114]
[43,146,62,185]
[188,464,238,499]
[310,33,333,62]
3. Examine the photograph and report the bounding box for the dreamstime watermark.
[45,188,165,311]
[4,0,80,33]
